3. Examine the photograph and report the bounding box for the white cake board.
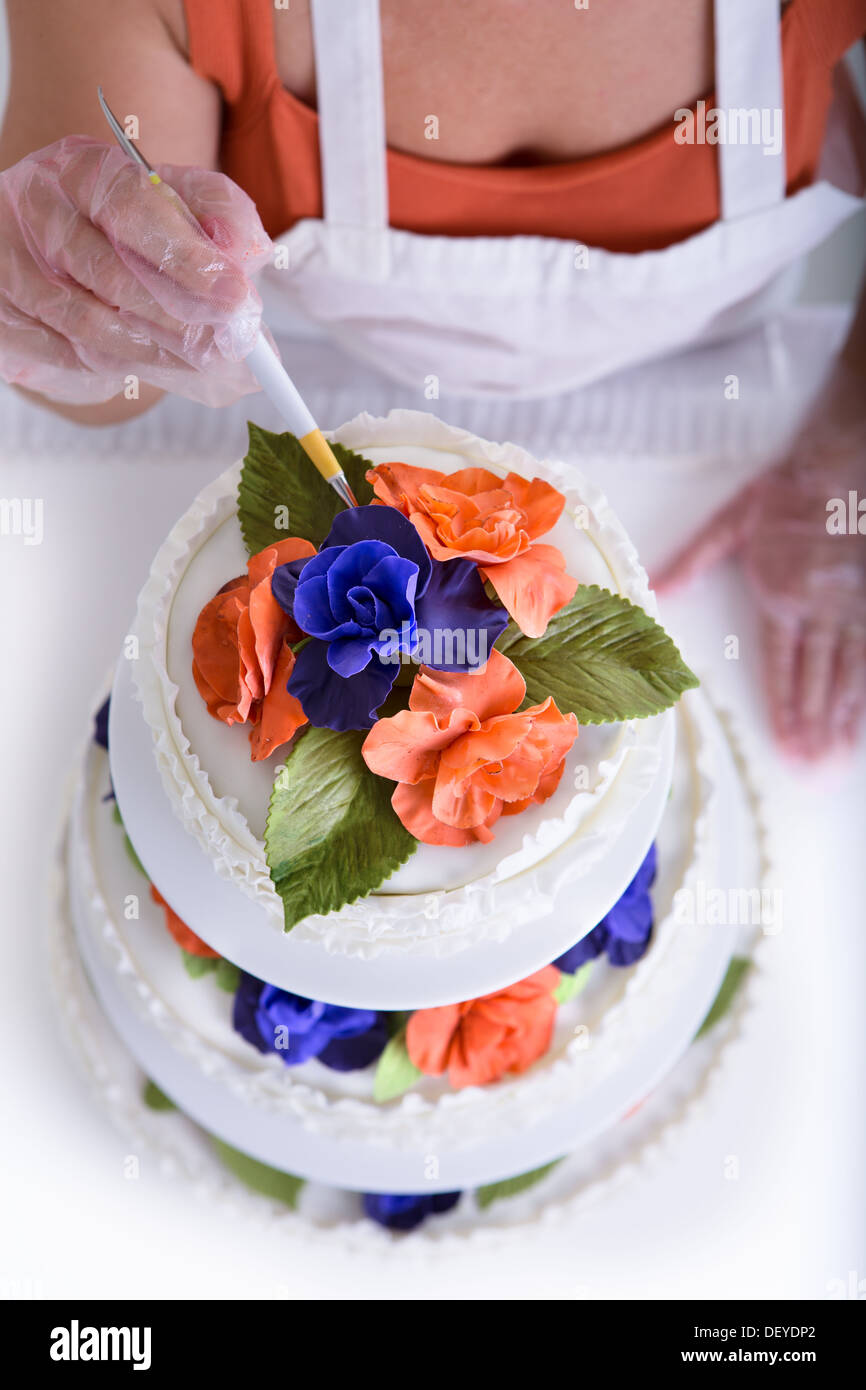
[109,653,675,1008]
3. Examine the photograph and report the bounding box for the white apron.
[258,0,863,411]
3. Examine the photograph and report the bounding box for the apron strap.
[714,0,786,219]
[310,0,388,231]
[307,0,784,230]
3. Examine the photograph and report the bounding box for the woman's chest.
[273,0,716,164]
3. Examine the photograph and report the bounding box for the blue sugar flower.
[362,1190,461,1232]
[271,505,507,731]
[233,973,388,1072]
[555,842,657,972]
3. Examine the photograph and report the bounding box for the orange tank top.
[183,0,865,253]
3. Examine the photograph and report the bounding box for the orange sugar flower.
[150,883,219,959]
[367,460,577,638]
[191,575,253,724]
[361,649,578,846]
[406,966,562,1089]
[191,537,314,760]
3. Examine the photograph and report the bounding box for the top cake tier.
[118,410,685,1007]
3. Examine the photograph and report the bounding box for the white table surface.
[0,372,864,1301]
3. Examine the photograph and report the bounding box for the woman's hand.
[655,361,866,759]
[0,135,273,407]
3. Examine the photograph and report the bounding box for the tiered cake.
[63,410,750,1233]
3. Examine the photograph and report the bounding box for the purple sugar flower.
[362,1190,461,1232]
[555,843,657,972]
[233,973,388,1072]
[271,505,507,731]
[93,696,110,750]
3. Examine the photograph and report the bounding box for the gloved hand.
[655,364,866,759]
[0,135,273,406]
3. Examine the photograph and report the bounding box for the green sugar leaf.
[214,958,241,994]
[122,834,147,878]
[238,422,376,555]
[495,585,698,724]
[181,949,219,980]
[212,1138,305,1209]
[111,802,147,878]
[142,1079,176,1112]
[476,1159,562,1210]
[373,1028,423,1103]
[695,956,751,1038]
[553,961,593,1004]
[265,726,418,931]
[385,1010,411,1038]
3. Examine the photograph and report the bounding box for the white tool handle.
[245,334,317,439]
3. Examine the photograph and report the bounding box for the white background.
[0,10,864,1299]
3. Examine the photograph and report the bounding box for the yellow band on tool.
[300,427,343,480]
[148,171,162,186]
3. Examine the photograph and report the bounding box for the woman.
[0,0,864,755]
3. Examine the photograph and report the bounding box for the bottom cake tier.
[51,687,767,1234]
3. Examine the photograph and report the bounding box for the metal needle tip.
[97,86,156,175]
[330,474,359,508]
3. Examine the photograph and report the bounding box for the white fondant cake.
[55,409,748,1233]
[127,410,671,974]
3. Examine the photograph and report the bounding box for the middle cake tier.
[75,689,735,1193]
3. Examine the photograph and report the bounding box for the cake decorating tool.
[96,87,357,508]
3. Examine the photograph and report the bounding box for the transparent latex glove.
[655,364,866,758]
[0,135,274,406]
